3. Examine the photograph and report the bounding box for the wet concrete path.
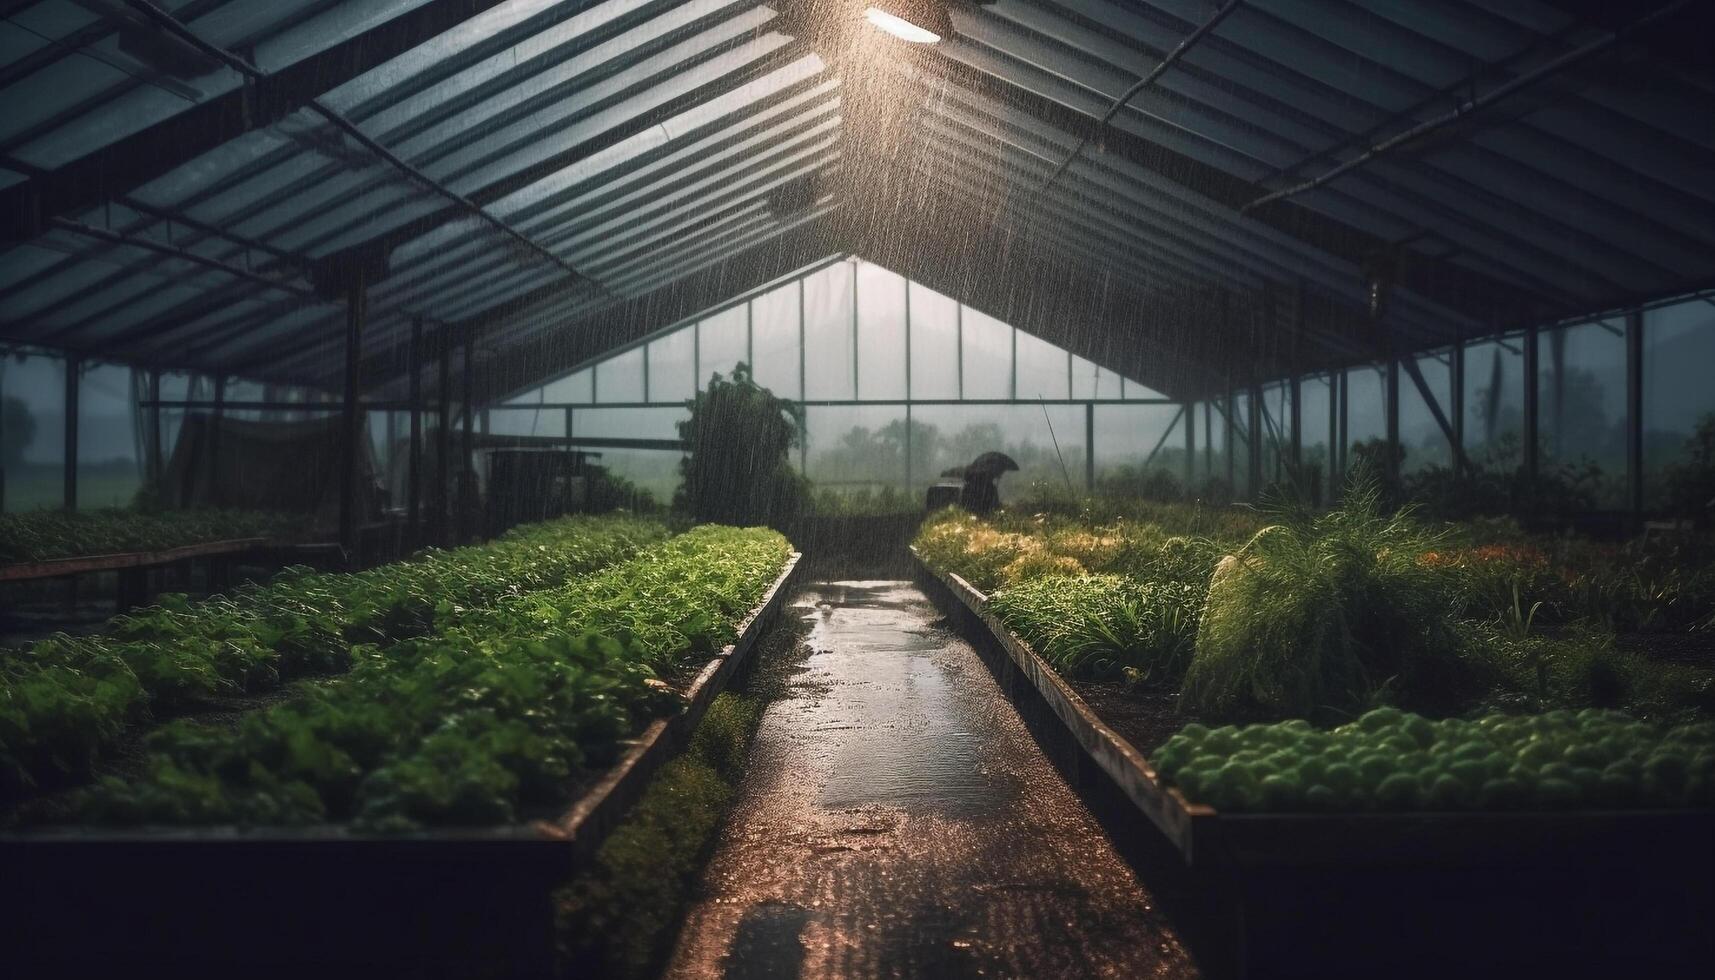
[665,581,1195,979]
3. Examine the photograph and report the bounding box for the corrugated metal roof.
[0,0,1710,401]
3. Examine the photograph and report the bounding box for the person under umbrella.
[957,451,1018,515]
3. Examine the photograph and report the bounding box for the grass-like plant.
[1182,474,1475,722]
[990,574,1201,683]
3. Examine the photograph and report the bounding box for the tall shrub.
[1183,476,1476,721]
[675,362,806,528]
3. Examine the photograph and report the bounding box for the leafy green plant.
[66,525,792,830]
[1155,707,1715,813]
[0,514,667,799]
[0,507,302,564]
[1181,476,1475,722]
[990,574,1199,683]
[676,362,806,529]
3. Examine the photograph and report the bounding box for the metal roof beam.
[1,0,524,239]
[1242,0,1692,213]
[888,44,1532,327]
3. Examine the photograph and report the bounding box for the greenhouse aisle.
[665,580,1194,979]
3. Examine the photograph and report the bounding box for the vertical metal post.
[1626,309,1644,520]
[147,368,162,484]
[955,302,964,400]
[1523,323,1539,484]
[1386,357,1401,484]
[905,402,913,498]
[1249,383,1263,498]
[1084,401,1095,494]
[1184,400,1196,490]
[1204,401,1213,478]
[435,332,452,546]
[1288,373,1303,473]
[1009,323,1018,400]
[1451,339,1466,471]
[1224,380,1235,491]
[63,354,79,511]
[458,336,475,543]
[339,277,365,558]
[850,260,859,397]
[904,281,912,495]
[210,375,226,508]
[797,277,807,472]
[1336,368,1349,493]
[407,317,423,545]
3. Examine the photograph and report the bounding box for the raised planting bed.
[0,514,668,803]
[2,546,799,979]
[915,550,1715,979]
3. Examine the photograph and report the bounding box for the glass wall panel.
[959,306,1011,399]
[856,260,906,400]
[1094,404,1184,493]
[1015,330,1069,401]
[488,404,567,438]
[804,404,907,495]
[1399,351,1453,474]
[1072,356,1123,401]
[908,282,959,400]
[542,368,593,404]
[1231,390,1252,498]
[1124,376,1168,400]
[595,347,644,402]
[1,350,65,511]
[647,327,695,403]
[1538,319,1626,507]
[1300,373,1333,502]
[802,261,854,399]
[751,282,800,400]
[1643,298,1715,510]
[573,408,687,501]
[75,362,140,509]
[696,305,748,391]
[1464,333,1525,471]
[1345,364,1388,476]
[909,404,1085,503]
[1258,382,1290,485]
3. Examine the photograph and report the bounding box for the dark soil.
[1616,629,1715,667]
[1065,678,1198,757]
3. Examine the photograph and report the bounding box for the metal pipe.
[46,217,316,300]
[1242,0,1691,214]
[1041,0,1245,191]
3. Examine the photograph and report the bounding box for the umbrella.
[965,451,1020,478]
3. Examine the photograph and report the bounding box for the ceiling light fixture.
[864,5,941,43]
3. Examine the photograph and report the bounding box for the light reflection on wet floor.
[664,581,1195,980]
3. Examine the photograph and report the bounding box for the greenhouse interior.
[1,0,1713,977]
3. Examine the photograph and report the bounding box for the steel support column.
[1084,402,1095,494]
[435,340,451,546]
[1626,310,1645,521]
[459,337,476,544]
[339,277,366,559]
[1385,358,1401,484]
[210,375,226,507]
[63,354,79,511]
[146,368,162,485]
[407,317,424,545]
[1524,324,1540,484]
[1184,400,1196,490]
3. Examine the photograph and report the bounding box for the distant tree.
[1,394,36,467]
[675,362,806,528]
[1665,413,1715,526]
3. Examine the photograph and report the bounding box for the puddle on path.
[665,580,1194,980]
